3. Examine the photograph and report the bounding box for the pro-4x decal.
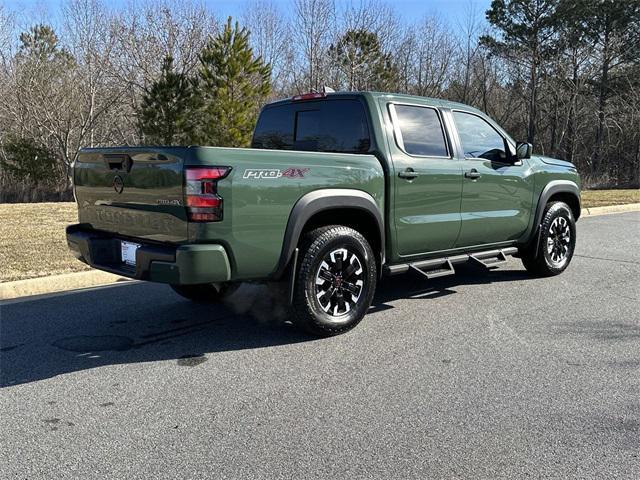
[243,168,309,179]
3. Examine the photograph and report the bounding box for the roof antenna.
[322,86,335,93]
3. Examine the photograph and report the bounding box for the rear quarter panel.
[187,147,385,280]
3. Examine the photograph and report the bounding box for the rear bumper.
[66,224,231,285]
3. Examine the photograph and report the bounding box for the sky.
[6,0,492,29]
[211,0,492,23]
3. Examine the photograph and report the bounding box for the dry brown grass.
[581,189,640,208]
[0,202,89,282]
[0,189,638,282]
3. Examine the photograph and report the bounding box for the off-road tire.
[520,201,576,277]
[170,282,239,303]
[291,225,377,337]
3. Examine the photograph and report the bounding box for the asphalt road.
[1,212,639,479]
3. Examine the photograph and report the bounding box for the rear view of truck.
[67,146,234,285]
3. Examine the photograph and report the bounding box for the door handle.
[464,169,481,180]
[398,168,419,180]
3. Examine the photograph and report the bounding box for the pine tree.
[138,56,196,145]
[330,29,398,91]
[0,136,57,187]
[481,0,561,146]
[17,24,74,66]
[196,17,271,147]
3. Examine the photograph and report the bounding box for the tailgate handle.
[104,154,132,172]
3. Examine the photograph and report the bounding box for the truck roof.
[265,91,485,116]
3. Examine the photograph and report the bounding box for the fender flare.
[528,179,581,253]
[272,189,385,279]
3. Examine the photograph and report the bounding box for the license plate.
[120,241,140,266]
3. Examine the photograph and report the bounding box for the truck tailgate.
[73,147,189,243]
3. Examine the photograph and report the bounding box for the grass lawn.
[580,189,639,208]
[0,202,89,283]
[0,189,638,282]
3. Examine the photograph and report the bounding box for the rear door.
[451,111,532,247]
[385,102,463,256]
[73,147,189,243]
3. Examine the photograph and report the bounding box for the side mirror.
[516,142,532,160]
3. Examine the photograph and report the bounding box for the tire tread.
[290,225,377,336]
[520,201,575,277]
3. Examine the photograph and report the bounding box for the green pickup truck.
[67,91,581,336]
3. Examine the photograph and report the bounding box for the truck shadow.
[0,265,532,387]
[370,264,532,312]
[0,282,309,387]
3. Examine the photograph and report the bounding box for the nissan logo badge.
[113,175,124,194]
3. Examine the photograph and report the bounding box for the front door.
[387,103,463,257]
[451,111,533,247]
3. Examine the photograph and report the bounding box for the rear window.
[252,99,371,153]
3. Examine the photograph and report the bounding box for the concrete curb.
[1,203,638,302]
[580,202,640,217]
[0,270,131,301]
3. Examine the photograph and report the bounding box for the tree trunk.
[565,59,579,163]
[593,26,610,176]
[550,89,558,157]
[528,59,537,145]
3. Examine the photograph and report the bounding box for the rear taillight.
[184,166,231,222]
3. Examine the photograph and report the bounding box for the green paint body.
[72,92,581,283]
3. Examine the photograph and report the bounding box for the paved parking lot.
[1,212,639,479]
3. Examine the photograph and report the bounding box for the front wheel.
[291,225,377,337]
[520,201,576,277]
[170,282,239,303]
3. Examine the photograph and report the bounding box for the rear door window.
[252,99,371,153]
[251,105,294,149]
[393,105,449,157]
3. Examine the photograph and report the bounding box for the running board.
[384,247,518,277]
[469,250,508,269]
[409,259,455,279]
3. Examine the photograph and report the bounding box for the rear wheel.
[170,282,239,303]
[520,201,576,277]
[291,225,377,337]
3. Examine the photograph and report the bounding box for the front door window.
[453,111,508,163]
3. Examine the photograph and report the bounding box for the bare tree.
[291,0,336,92]
[450,2,482,104]
[1,0,639,200]
[410,15,455,97]
[392,26,416,94]
[108,0,217,141]
[339,0,400,52]
[0,6,14,58]
[1,25,79,191]
[62,0,121,148]
[241,0,290,96]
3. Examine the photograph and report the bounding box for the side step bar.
[384,247,518,277]
[469,250,509,268]
[409,259,455,279]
